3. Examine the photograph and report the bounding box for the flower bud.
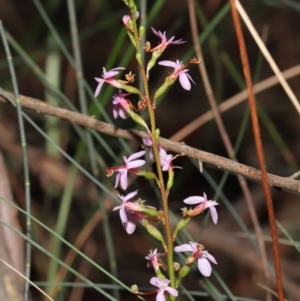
[142,220,167,251]
[131,284,139,294]
[146,50,163,77]
[137,169,159,185]
[126,31,136,47]
[173,262,180,271]
[126,109,150,132]
[166,168,174,192]
[153,79,175,103]
[155,128,160,141]
[139,26,145,40]
[178,264,191,281]
[119,82,141,95]
[172,217,191,240]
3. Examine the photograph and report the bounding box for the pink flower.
[112,91,130,119]
[150,277,178,301]
[159,148,173,171]
[114,151,146,190]
[145,249,165,271]
[113,191,144,234]
[142,137,173,170]
[175,242,217,277]
[150,27,185,52]
[183,193,219,224]
[158,60,195,90]
[94,67,125,97]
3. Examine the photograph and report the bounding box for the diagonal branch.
[0,90,299,194]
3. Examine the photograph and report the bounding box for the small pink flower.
[183,193,219,224]
[123,210,144,234]
[175,242,217,277]
[151,27,185,52]
[145,249,165,271]
[112,91,130,119]
[114,151,146,190]
[150,277,178,301]
[158,60,195,90]
[142,137,173,170]
[113,191,144,234]
[159,148,173,171]
[94,67,125,97]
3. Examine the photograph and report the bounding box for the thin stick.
[229,1,284,300]
[171,64,300,142]
[0,21,32,300]
[187,2,271,295]
[0,91,299,194]
[235,0,300,115]
[0,258,54,301]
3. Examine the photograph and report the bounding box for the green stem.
[128,0,175,287]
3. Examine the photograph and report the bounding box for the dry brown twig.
[229,0,284,299]
[0,91,299,194]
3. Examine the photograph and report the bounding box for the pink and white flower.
[114,151,146,190]
[158,60,195,90]
[94,67,125,97]
[150,277,178,301]
[150,27,185,52]
[145,249,165,271]
[183,193,219,224]
[159,148,173,171]
[175,242,217,277]
[112,91,130,119]
[113,191,144,234]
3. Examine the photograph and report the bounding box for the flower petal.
[120,171,128,190]
[158,60,176,68]
[209,206,218,224]
[94,79,104,97]
[197,257,212,277]
[174,243,193,253]
[119,207,127,224]
[150,277,160,287]
[127,159,145,169]
[203,251,218,264]
[123,190,138,202]
[126,150,146,162]
[179,73,191,90]
[125,213,137,234]
[165,287,178,297]
[183,196,205,205]
[114,173,121,188]
[156,291,166,301]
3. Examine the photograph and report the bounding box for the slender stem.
[229,1,284,300]
[187,1,271,298]
[66,1,120,299]
[128,0,175,286]
[0,21,32,300]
